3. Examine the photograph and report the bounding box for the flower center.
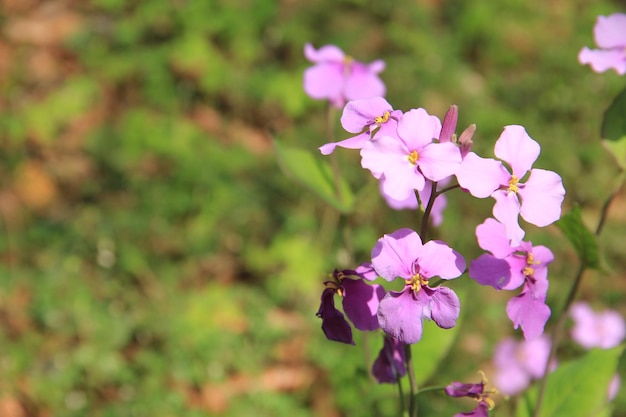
[523,252,540,277]
[406,273,428,292]
[374,111,391,125]
[508,175,519,193]
[408,150,419,165]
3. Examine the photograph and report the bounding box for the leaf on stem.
[273,140,355,213]
[555,207,599,270]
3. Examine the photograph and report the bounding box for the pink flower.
[361,108,462,201]
[303,43,386,108]
[578,14,626,75]
[469,218,553,339]
[319,97,402,155]
[371,228,465,344]
[493,336,553,396]
[570,302,626,349]
[456,125,565,245]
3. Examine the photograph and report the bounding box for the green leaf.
[602,136,626,171]
[555,206,599,269]
[274,140,355,213]
[601,86,626,141]
[516,345,624,417]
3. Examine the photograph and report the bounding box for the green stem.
[415,385,448,396]
[403,344,418,417]
[532,171,625,417]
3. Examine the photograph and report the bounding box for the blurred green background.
[0,0,625,416]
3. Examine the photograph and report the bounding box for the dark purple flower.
[371,228,465,344]
[446,373,496,417]
[316,264,386,344]
[372,335,407,383]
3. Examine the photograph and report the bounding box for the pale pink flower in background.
[303,43,386,108]
[493,336,553,396]
[579,13,626,75]
[570,302,626,349]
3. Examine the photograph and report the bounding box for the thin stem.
[403,344,419,417]
[326,104,343,203]
[415,385,448,396]
[532,172,625,417]
[420,181,438,240]
[435,183,460,197]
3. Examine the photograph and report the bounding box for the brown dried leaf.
[13,161,58,211]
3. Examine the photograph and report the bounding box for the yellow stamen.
[374,111,391,125]
[523,266,535,277]
[406,273,427,292]
[408,150,419,165]
[508,175,519,193]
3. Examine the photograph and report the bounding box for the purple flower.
[469,218,553,339]
[570,302,626,349]
[371,228,465,344]
[361,108,462,201]
[372,335,407,383]
[319,97,402,155]
[578,13,626,75]
[445,373,496,417]
[316,265,386,344]
[456,125,565,245]
[493,336,552,396]
[303,43,386,108]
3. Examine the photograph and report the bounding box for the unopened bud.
[439,104,458,143]
[458,123,476,157]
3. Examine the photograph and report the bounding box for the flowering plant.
[275,12,626,416]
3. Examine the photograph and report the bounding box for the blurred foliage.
[0,0,625,416]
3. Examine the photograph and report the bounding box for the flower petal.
[475,218,516,258]
[518,169,565,227]
[492,190,525,246]
[594,14,626,49]
[319,132,370,155]
[304,43,345,62]
[340,97,394,133]
[423,286,460,329]
[494,125,540,178]
[377,288,425,344]
[506,290,551,340]
[456,152,508,198]
[303,63,344,102]
[344,63,386,102]
[371,228,422,280]
[417,240,465,279]
[578,47,626,75]
[418,142,462,182]
[317,288,354,345]
[397,108,442,150]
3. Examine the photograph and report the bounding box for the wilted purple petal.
[454,401,489,417]
[342,278,385,331]
[372,335,407,383]
[317,288,354,345]
[445,381,485,398]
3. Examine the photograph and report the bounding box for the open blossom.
[303,43,386,108]
[570,302,626,349]
[361,108,462,201]
[319,97,402,155]
[371,228,465,344]
[578,13,626,75]
[372,335,407,383]
[493,336,552,396]
[456,125,565,245]
[316,264,385,345]
[469,218,553,339]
